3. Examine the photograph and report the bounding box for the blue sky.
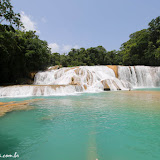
[12,0,160,53]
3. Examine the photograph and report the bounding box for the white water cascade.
[118,66,160,88]
[0,66,160,97]
[34,66,127,92]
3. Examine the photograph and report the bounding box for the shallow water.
[134,87,160,91]
[0,90,160,160]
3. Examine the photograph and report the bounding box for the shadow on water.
[0,132,20,154]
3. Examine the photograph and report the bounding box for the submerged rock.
[0,99,43,117]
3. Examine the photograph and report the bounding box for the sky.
[12,0,160,53]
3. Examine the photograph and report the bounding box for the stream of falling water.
[0,66,160,97]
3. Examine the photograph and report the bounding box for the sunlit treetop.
[0,0,23,28]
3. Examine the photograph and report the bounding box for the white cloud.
[21,11,40,34]
[62,45,72,53]
[49,43,60,53]
[48,43,79,53]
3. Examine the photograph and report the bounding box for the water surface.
[0,90,160,160]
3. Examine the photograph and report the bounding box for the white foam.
[1,66,160,97]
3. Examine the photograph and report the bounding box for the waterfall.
[0,66,160,97]
[118,66,160,88]
[34,66,127,92]
[0,85,83,97]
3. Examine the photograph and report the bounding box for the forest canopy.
[0,0,160,84]
[51,16,160,67]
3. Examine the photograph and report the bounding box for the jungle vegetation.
[0,0,160,84]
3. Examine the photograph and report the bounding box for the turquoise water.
[134,87,160,91]
[0,91,160,160]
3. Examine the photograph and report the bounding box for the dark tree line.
[0,0,51,84]
[0,25,51,84]
[50,47,121,67]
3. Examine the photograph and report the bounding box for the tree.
[0,25,52,84]
[50,53,61,66]
[0,0,22,27]
[119,29,150,65]
[148,16,160,47]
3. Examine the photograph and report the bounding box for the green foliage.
[49,46,121,67]
[0,0,22,28]
[0,0,160,85]
[0,0,51,84]
[148,16,160,46]
[0,25,51,84]
[118,16,160,66]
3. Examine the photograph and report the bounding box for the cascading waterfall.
[0,66,160,97]
[0,85,83,97]
[34,66,127,92]
[118,66,160,88]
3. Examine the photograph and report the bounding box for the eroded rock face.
[48,65,62,71]
[101,79,122,91]
[101,80,110,91]
[70,76,81,85]
[29,72,37,80]
[107,65,118,78]
[83,84,87,90]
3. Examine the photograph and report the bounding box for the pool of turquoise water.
[134,87,160,91]
[0,90,160,160]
